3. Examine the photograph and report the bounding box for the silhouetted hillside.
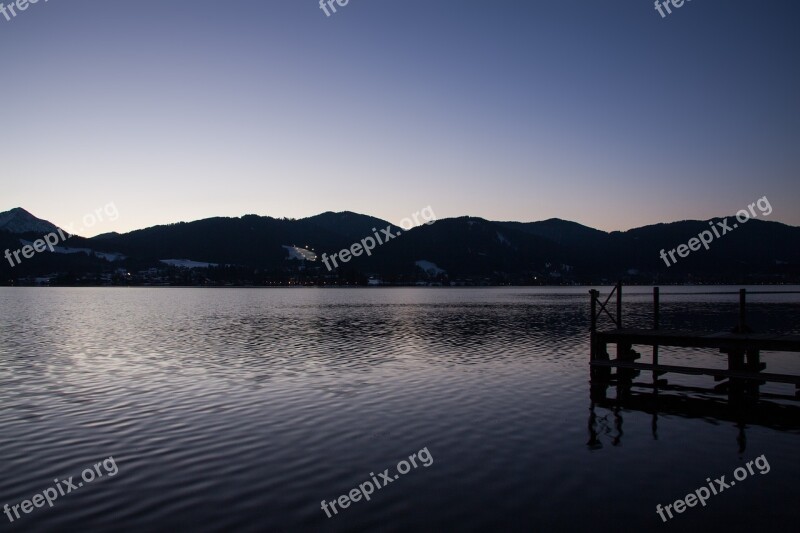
[1,208,799,286]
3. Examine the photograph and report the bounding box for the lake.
[1,287,798,532]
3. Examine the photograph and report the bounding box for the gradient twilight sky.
[1,0,798,236]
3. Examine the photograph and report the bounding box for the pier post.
[653,287,660,377]
[616,281,622,329]
[653,287,660,330]
[746,349,763,371]
[726,349,747,400]
[739,289,746,333]
[733,288,753,333]
[588,289,610,383]
[590,289,597,360]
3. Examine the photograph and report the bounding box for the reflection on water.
[589,375,800,453]
[0,287,798,532]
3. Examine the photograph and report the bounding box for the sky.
[1,0,798,236]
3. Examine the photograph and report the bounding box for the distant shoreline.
[4,284,800,292]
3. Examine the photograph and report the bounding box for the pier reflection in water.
[589,362,800,452]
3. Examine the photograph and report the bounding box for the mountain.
[0,208,61,235]
[304,211,402,242]
[346,216,570,279]
[606,218,800,276]
[499,218,607,248]
[2,208,799,286]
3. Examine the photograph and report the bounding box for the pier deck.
[594,329,800,353]
[588,284,800,392]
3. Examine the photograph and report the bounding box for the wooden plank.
[594,329,800,352]
[589,359,800,385]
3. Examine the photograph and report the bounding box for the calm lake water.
[1,287,798,532]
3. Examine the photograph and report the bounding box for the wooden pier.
[589,283,800,395]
